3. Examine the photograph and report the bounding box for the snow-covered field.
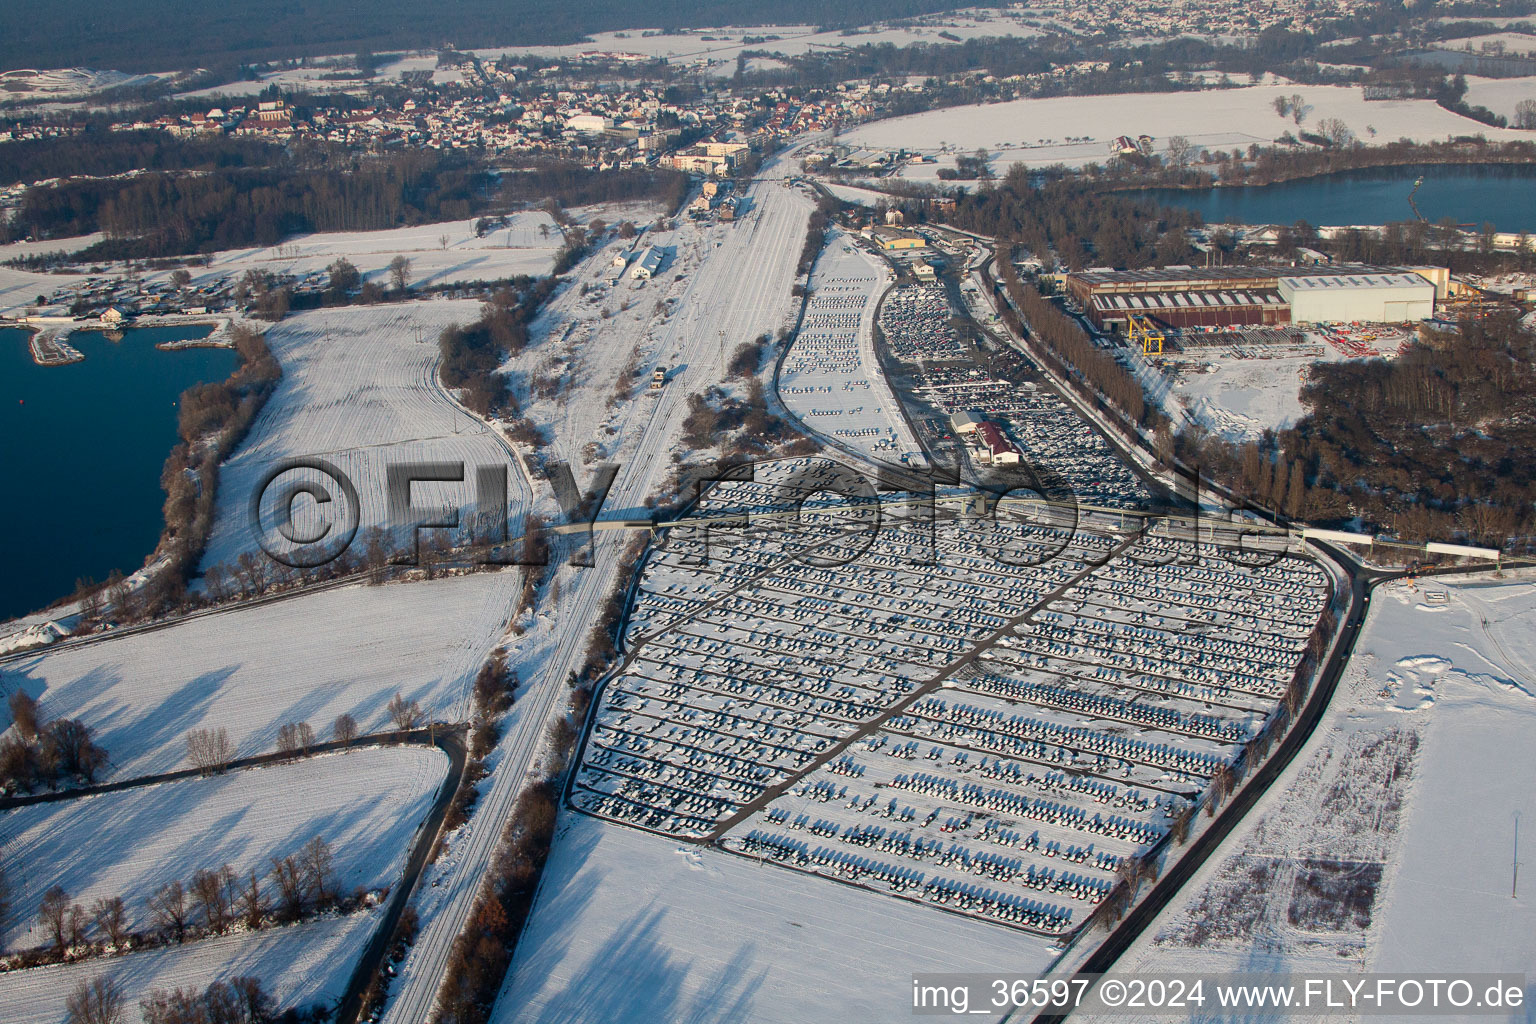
[5,574,512,779]
[496,813,1060,1024]
[0,745,446,950]
[1120,568,1536,985]
[196,214,562,292]
[1462,74,1536,121]
[780,232,917,460]
[1437,32,1536,56]
[844,85,1532,172]
[0,911,376,1023]
[199,300,530,570]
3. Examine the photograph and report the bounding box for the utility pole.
[1515,812,1522,899]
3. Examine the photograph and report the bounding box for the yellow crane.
[1127,313,1166,355]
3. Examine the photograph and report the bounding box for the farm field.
[195,213,564,290]
[5,573,513,779]
[843,84,1532,171]
[0,911,377,1023]
[496,812,1061,1024]
[1118,569,1536,981]
[0,745,446,950]
[198,299,532,570]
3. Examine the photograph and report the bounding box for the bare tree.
[91,895,129,947]
[1164,135,1194,167]
[67,901,90,947]
[388,255,413,291]
[139,987,205,1024]
[299,837,337,907]
[1272,95,1290,118]
[8,690,41,741]
[38,885,71,952]
[233,551,269,597]
[1517,98,1536,130]
[230,977,275,1023]
[276,721,315,755]
[332,713,359,747]
[1317,117,1353,147]
[1290,93,1310,125]
[191,865,235,933]
[148,880,190,942]
[238,869,265,930]
[438,232,450,250]
[46,718,108,782]
[65,975,125,1024]
[387,692,423,731]
[186,727,234,775]
[269,855,305,921]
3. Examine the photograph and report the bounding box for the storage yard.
[569,457,1336,939]
[779,232,918,460]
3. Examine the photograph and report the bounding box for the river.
[1,325,238,623]
[1145,164,1536,232]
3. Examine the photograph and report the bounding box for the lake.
[0,325,238,622]
[1145,164,1536,232]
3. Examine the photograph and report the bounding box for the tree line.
[941,165,1201,271]
[0,130,286,187]
[438,277,558,417]
[8,836,340,971]
[64,973,300,1024]
[3,151,492,260]
[993,252,1151,427]
[498,160,687,215]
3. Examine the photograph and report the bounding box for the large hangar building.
[1065,264,1439,331]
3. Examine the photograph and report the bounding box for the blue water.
[0,326,238,621]
[1145,164,1536,232]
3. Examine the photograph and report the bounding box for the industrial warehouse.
[1064,263,1443,331]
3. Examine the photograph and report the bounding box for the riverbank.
[7,314,239,365]
[0,324,260,623]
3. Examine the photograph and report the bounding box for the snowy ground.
[0,745,446,950]
[199,300,531,570]
[0,911,376,1023]
[779,232,917,461]
[1462,74,1536,121]
[1118,568,1536,1000]
[843,85,1532,172]
[4,574,513,779]
[1436,32,1536,56]
[1134,325,1413,443]
[497,813,1060,1024]
[195,214,562,292]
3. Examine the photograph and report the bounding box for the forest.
[0,0,974,73]
[1191,311,1536,548]
[2,150,492,258]
[0,130,286,186]
[941,165,1204,270]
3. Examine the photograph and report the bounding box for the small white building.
[1278,272,1435,323]
[630,246,664,280]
